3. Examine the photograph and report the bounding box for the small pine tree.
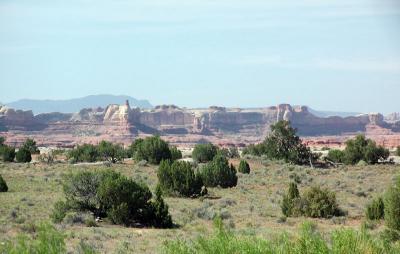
[238,160,250,174]
[16,148,32,163]
[22,138,40,154]
[281,182,300,217]
[366,197,384,220]
[0,174,8,192]
[200,155,238,188]
[151,185,173,228]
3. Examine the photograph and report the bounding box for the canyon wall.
[1,102,399,147]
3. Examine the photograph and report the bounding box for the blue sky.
[1,0,400,113]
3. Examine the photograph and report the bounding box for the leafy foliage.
[134,136,172,164]
[343,135,389,165]
[200,154,238,188]
[0,174,8,192]
[242,121,317,165]
[157,160,203,197]
[192,143,218,163]
[281,182,300,217]
[366,196,385,220]
[170,146,183,161]
[67,144,99,163]
[1,145,15,162]
[325,149,345,163]
[54,169,172,228]
[16,148,32,163]
[281,183,340,219]
[396,146,400,157]
[238,160,250,174]
[21,138,40,154]
[97,141,125,163]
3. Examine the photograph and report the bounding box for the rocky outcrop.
[1,103,400,147]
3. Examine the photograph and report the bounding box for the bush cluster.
[242,121,318,165]
[281,183,340,218]
[238,160,250,174]
[192,143,218,163]
[52,169,172,228]
[16,148,32,163]
[131,136,181,165]
[158,160,203,197]
[199,154,237,188]
[0,174,8,192]
[67,141,125,164]
[343,135,389,165]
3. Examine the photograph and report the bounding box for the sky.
[1,0,400,114]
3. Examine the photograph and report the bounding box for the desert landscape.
[1,0,400,253]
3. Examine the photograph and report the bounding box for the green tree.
[302,186,339,218]
[192,143,218,163]
[281,182,300,217]
[0,174,8,192]
[200,154,237,188]
[1,146,15,162]
[97,141,125,163]
[21,138,40,154]
[157,160,203,197]
[343,135,389,165]
[0,136,5,147]
[326,149,345,163]
[67,144,99,163]
[145,185,173,228]
[16,148,32,163]
[238,160,250,174]
[135,136,172,164]
[396,146,400,157]
[129,138,144,158]
[170,146,183,161]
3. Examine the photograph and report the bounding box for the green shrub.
[302,186,340,218]
[50,200,70,223]
[134,136,172,164]
[144,185,173,228]
[67,144,99,163]
[384,177,400,231]
[0,174,8,192]
[282,184,340,219]
[396,147,400,157]
[326,149,345,163]
[238,160,250,174]
[219,147,239,159]
[200,154,237,188]
[158,160,203,197]
[0,223,66,254]
[170,146,183,161]
[97,140,125,163]
[16,148,32,163]
[21,138,40,154]
[281,182,300,217]
[57,169,172,228]
[242,121,318,165]
[1,146,15,162]
[192,143,218,163]
[366,197,385,220]
[344,135,389,165]
[128,138,144,157]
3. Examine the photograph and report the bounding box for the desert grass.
[0,158,399,253]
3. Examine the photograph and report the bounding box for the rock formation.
[1,103,400,148]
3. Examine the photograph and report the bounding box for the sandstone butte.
[1,101,400,149]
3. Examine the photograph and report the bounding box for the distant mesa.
[6,94,153,114]
[0,101,399,148]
